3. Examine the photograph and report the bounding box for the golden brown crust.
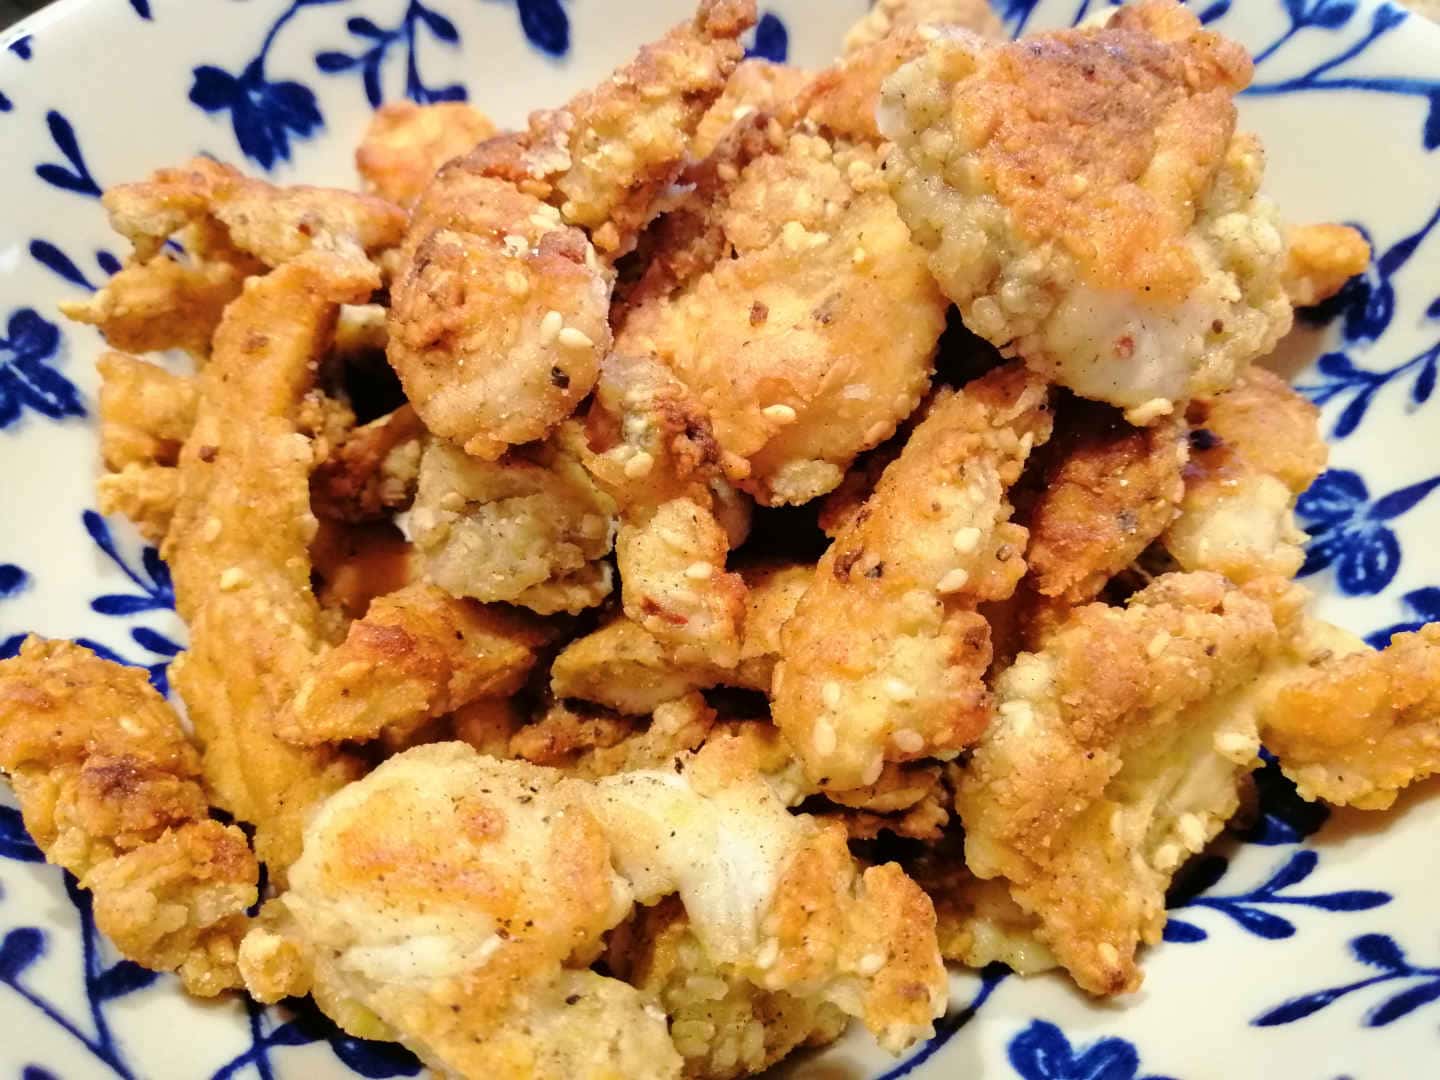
[1263,623,1440,809]
[96,352,197,470]
[773,364,1051,790]
[841,0,1004,53]
[356,101,498,207]
[277,582,548,746]
[0,638,258,996]
[310,405,424,523]
[1026,400,1188,602]
[1283,222,1370,307]
[692,58,813,160]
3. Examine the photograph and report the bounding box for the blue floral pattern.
[1007,1020,1175,1080]
[744,11,788,61]
[29,240,119,292]
[1365,586,1440,647]
[1295,468,1440,596]
[34,111,101,198]
[0,309,84,431]
[1254,935,1440,1028]
[316,3,467,106]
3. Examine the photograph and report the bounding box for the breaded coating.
[97,352,196,469]
[356,101,498,207]
[773,365,1052,790]
[61,247,259,358]
[100,156,405,282]
[822,763,951,841]
[583,742,947,1051]
[732,561,811,692]
[570,352,746,664]
[620,128,946,505]
[956,572,1289,994]
[1283,222,1370,307]
[386,173,612,460]
[449,696,525,758]
[0,638,258,996]
[164,254,370,880]
[609,897,848,1079]
[240,744,671,1077]
[881,0,1293,416]
[410,436,617,615]
[842,0,1003,53]
[96,463,183,546]
[310,521,417,640]
[551,618,724,715]
[510,700,641,768]
[469,0,756,256]
[793,27,931,143]
[515,694,717,780]
[1263,623,1440,810]
[692,58,813,160]
[1026,399,1188,603]
[276,582,547,746]
[1165,367,1327,582]
[311,405,424,523]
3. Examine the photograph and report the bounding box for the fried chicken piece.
[0,638,259,996]
[101,157,405,275]
[584,743,947,1051]
[821,763,951,841]
[239,744,675,1077]
[387,174,612,460]
[97,352,196,469]
[1283,222,1370,307]
[956,572,1293,994]
[842,0,1003,53]
[310,405,424,524]
[514,694,718,781]
[61,245,260,358]
[692,58,813,160]
[609,897,849,1079]
[410,436,617,615]
[773,365,1051,790]
[276,582,547,746]
[792,26,932,143]
[163,254,370,880]
[1164,367,1327,582]
[356,101,498,207]
[1263,622,1440,810]
[551,618,723,715]
[1026,399,1188,603]
[449,696,525,758]
[881,0,1293,417]
[620,128,946,505]
[510,699,640,768]
[570,351,746,664]
[96,463,183,546]
[310,520,417,641]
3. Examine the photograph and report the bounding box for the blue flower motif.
[7,34,33,60]
[315,3,466,107]
[1164,850,1388,944]
[190,59,324,170]
[0,308,84,431]
[212,997,420,1080]
[1365,586,1440,648]
[1296,468,1440,596]
[744,12,788,62]
[34,110,101,197]
[1255,934,1440,1028]
[1007,1020,1175,1080]
[84,511,175,616]
[28,239,122,293]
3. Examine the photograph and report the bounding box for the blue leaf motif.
[1160,918,1207,943]
[315,50,358,72]
[1196,0,1231,22]
[1006,1019,1170,1080]
[331,1035,423,1078]
[1297,469,1368,523]
[0,635,23,660]
[128,0,153,18]
[92,959,159,1000]
[0,564,27,598]
[91,594,162,616]
[0,805,44,862]
[1243,752,1330,844]
[1310,0,1358,28]
[1367,979,1440,1026]
[0,308,84,429]
[0,927,45,981]
[1369,475,1440,519]
[190,63,323,170]
[745,12,789,62]
[22,1067,59,1080]
[1255,986,1352,1026]
[518,0,569,56]
[8,34,32,60]
[1335,527,1399,595]
[1412,352,1437,404]
[35,111,102,198]
[419,8,459,44]
[1257,848,1316,892]
[316,1,470,106]
[29,239,96,290]
[1227,906,1296,940]
[1301,889,1390,912]
[1353,933,1407,971]
[1365,587,1440,648]
[130,626,181,656]
[348,15,385,38]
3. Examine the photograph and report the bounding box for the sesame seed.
[439,491,466,512]
[685,561,713,581]
[504,270,530,297]
[558,326,594,350]
[219,567,249,591]
[1125,397,1175,426]
[822,681,842,709]
[539,310,564,345]
[856,952,886,976]
[892,728,924,753]
[754,937,780,970]
[716,162,739,182]
[503,233,528,255]
[861,755,884,786]
[624,450,655,479]
[852,246,868,265]
[580,514,607,539]
[1097,943,1120,967]
[883,677,916,703]
[529,212,556,230]
[761,403,797,424]
[201,517,223,542]
[731,104,756,121]
[936,567,971,594]
[952,526,981,554]
[1146,631,1171,657]
[864,421,890,444]
[813,718,837,755]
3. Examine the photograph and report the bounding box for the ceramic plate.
[1,0,1438,1076]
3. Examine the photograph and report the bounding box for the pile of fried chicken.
[1,0,1429,1076]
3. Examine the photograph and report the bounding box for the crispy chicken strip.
[957,572,1294,994]
[569,351,746,665]
[1164,367,1327,582]
[410,435,617,615]
[276,582,547,746]
[1283,222,1370,307]
[238,744,673,1077]
[356,101,498,207]
[387,0,754,460]
[608,897,849,1079]
[773,365,1051,790]
[0,639,259,996]
[619,126,947,505]
[880,0,1292,418]
[842,0,1003,53]
[692,58,813,160]
[163,254,370,880]
[1026,399,1188,603]
[310,405,424,523]
[1263,622,1440,810]
[96,465,182,546]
